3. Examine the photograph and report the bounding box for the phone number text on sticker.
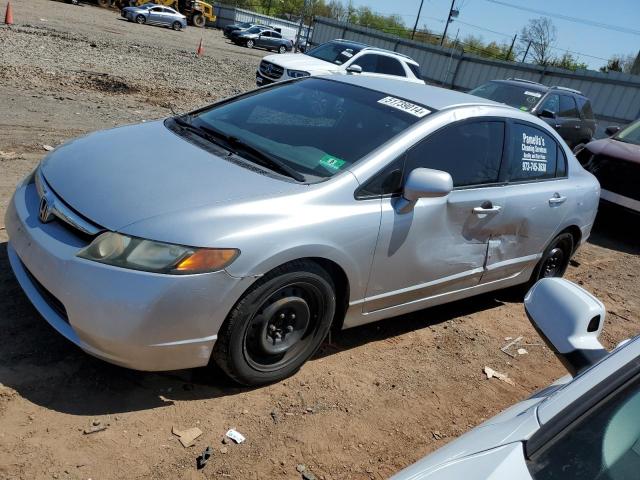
[522,161,547,173]
[378,96,431,118]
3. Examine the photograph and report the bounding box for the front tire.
[135,14,145,24]
[213,260,336,386]
[278,45,287,54]
[172,21,182,31]
[246,39,254,49]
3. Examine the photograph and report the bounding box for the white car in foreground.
[392,278,640,480]
[256,39,424,86]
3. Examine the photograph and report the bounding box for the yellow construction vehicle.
[116,0,215,27]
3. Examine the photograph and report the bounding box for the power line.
[485,0,640,36]
[454,19,513,39]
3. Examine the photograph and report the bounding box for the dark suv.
[469,78,597,148]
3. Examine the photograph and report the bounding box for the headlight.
[77,232,239,274]
[287,69,310,78]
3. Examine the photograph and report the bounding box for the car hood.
[40,120,301,232]
[263,53,341,72]
[586,137,640,164]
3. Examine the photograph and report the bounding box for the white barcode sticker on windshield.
[377,96,431,118]
[524,90,542,98]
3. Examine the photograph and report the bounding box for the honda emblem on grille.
[38,196,53,223]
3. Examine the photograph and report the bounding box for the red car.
[575,120,640,214]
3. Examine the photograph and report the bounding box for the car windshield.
[306,42,365,65]
[188,78,428,182]
[239,22,253,28]
[615,120,640,145]
[244,26,262,34]
[469,82,545,111]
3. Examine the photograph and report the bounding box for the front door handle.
[555,124,562,128]
[549,194,567,205]
[574,125,581,129]
[473,201,502,215]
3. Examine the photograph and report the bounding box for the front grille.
[259,60,284,79]
[585,155,640,201]
[22,261,69,323]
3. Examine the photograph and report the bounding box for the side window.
[559,95,579,118]
[508,123,558,182]
[353,54,377,73]
[576,97,595,119]
[356,157,405,198]
[273,32,282,39]
[262,31,271,37]
[405,121,505,187]
[376,56,406,77]
[528,376,640,480]
[150,7,161,12]
[540,94,560,115]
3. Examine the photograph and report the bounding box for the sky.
[347,0,639,70]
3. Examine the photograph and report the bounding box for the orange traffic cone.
[4,1,14,25]
[196,38,204,57]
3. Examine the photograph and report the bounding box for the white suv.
[256,39,424,86]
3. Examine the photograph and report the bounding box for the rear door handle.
[554,124,562,128]
[549,194,567,205]
[574,125,581,129]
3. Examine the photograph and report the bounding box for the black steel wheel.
[533,233,574,282]
[213,261,336,386]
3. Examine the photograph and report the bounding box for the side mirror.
[525,278,608,376]
[346,64,362,74]
[538,109,556,119]
[395,168,453,214]
[605,125,620,136]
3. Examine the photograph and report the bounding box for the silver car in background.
[5,76,600,386]
[123,4,187,31]
[392,278,640,480]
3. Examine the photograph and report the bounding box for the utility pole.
[411,0,425,41]
[505,34,517,60]
[440,0,456,46]
[295,0,308,53]
[521,40,532,62]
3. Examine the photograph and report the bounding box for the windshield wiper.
[173,116,305,182]
[197,124,306,182]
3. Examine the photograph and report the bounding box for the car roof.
[329,74,503,111]
[328,39,418,65]
[490,79,587,98]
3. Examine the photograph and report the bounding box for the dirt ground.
[0,2,639,479]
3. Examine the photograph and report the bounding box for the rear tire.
[172,21,182,31]
[192,13,205,27]
[213,260,336,386]
[528,233,574,287]
[278,45,286,54]
[135,14,145,24]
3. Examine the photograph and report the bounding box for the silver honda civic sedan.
[5,75,600,385]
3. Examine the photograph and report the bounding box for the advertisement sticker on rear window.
[520,132,548,172]
[377,96,431,118]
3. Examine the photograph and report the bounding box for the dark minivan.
[470,78,597,149]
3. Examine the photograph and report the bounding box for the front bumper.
[5,181,253,371]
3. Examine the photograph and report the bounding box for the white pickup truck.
[256,39,424,86]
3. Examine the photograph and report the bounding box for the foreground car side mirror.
[525,278,608,376]
[395,168,453,214]
[605,125,620,136]
[538,109,556,119]
[346,65,363,74]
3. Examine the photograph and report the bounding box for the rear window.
[190,78,432,182]
[469,82,544,111]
